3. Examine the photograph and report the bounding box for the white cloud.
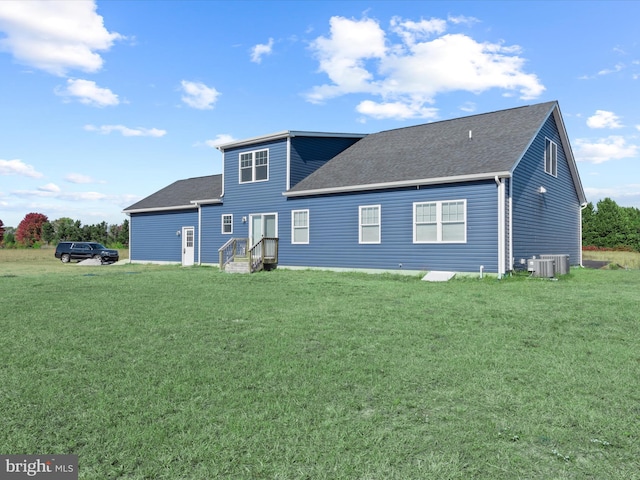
[584,185,640,209]
[38,183,61,193]
[0,159,43,178]
[447,15,480,26]
[12,188,108,201]
[84,124,167,137]
[306,16,544,120]
[55,78,119,107]
[250,38,274,63]
[180,80,220,110]
[574,136,639,164]
[586,110,623,129]
[390,16,447,45]
[459,101,477,113]
[0,0,123,76]
[636,125,640,132]
[597,63,624,76]
[205,134,236,148]
[65,173,94,184]
[356,99,438,120]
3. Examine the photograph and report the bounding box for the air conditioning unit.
[540,254,570,275]
[527,258,555,278]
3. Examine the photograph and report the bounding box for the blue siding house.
[124,101,586,276]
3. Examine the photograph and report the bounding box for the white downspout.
[197,205,202,265]
[579,203,588,267]
[496,176,505,278]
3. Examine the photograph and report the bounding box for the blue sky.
[1,0,639,228]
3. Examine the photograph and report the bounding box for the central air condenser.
[540,254,570,275]
[527,258,555,278]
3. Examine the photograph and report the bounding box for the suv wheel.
[93,254,103,264]
[61,253,71,263]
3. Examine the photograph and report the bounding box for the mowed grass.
[1,250,639,479]
[582,249,640,269]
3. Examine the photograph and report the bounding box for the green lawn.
[1,252,639,479]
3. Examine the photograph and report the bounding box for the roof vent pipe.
[469,130,472,140]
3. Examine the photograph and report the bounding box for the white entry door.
[182,227,195,266]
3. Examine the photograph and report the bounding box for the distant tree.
[582,198,640,251]
[108,219,129,246]
[41,222,55,245]
[4,227,16,246]
[121,219,129,246]
[581,202,596,247]
[0,219,4,245]
[15,212,49,247]
[51,217,79,242]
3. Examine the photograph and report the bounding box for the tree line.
[0,213,129,248]
[582,198,640,252]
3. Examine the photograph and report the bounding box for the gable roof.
[123,174,222,214]
[286,101,585,204]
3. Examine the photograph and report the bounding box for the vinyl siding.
[199,204,224,264]
[289,136,363,188]
[511,114,581,265]
[280,180,499,272]
[129,210,198,262]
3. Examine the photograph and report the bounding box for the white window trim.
[239,148,269,184]
[544,138,558,177]
[359,204,381,244]
[291,209,309,244]
[221,214,233,235]
[413,200,467,244]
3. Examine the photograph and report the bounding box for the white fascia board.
[283,172,511,198]
[190,198,223,205]
[123,205,197,214]
[216,130,367,151]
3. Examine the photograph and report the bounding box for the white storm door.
[250,213,277,258]
[182,227,195,266]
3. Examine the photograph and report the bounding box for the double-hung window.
[221,214,233,234]
[414,200,466,243]
[291,210,309,244]
[359,205,381,244]
[239,149,269,183]
[544,138,557,177]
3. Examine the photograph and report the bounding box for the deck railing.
[218,237,249,270]
[249,237,278,272]
[219,237,278,273]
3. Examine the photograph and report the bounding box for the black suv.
[55,242,119,264]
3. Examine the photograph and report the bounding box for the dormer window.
[240,149,269,183]
[544,138,557,177]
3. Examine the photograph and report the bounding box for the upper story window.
[240,149,269,183]
[359,205,381,244]
[544,138,557,177]
[414,200,466,243]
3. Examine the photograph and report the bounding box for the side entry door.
[182,227,195,266]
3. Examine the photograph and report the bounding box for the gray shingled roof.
[124,174,222,212]
[288,101,558,194]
